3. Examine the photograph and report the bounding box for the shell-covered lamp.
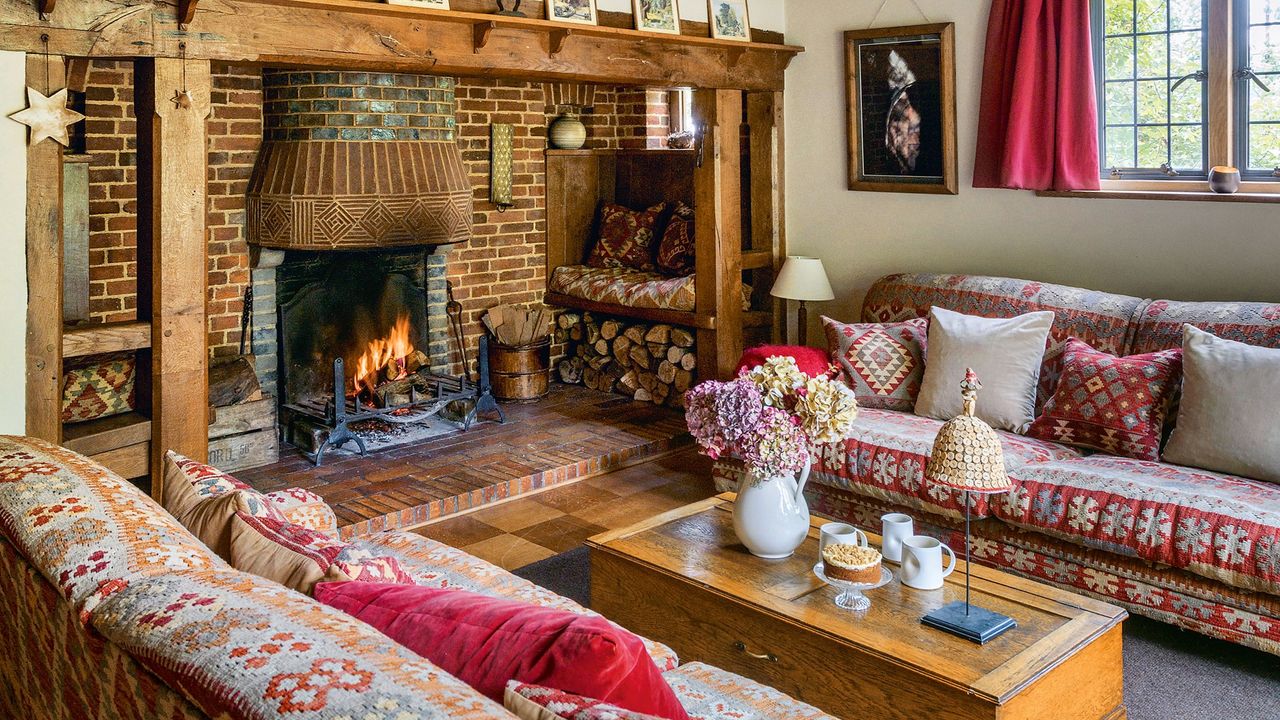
[925,368,1012,493]
[921,368,1017,644]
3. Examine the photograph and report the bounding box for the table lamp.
[921,369,1017,643]
[769,256,834,346]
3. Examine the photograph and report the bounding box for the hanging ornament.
[171,42,194,109]
[7,34,84,148]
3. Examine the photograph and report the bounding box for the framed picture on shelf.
[385,0,448,7]
[845,23,958,195]
[634,0,680,34]
[707,0,750,41]
[547,0,598,25]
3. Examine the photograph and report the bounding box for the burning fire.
[351,315,415,399]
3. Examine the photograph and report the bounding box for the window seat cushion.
[549,265,749,313]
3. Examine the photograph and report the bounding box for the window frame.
[1090,0,1280,191]
[1234,0,1280,178]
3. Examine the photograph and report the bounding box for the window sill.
[1035,189,1280,204]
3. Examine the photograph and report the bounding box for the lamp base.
[922,601,1016,644]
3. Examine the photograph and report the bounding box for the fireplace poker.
[446,281,469,384]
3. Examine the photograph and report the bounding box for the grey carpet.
[515,549,1280,720]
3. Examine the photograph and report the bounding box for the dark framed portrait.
[845,23,957,195]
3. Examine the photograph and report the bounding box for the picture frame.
[546,0,598,25]
[385,0,449,8]
[633,0,681,35]
[845,23,958,195]
[706,0,750,41]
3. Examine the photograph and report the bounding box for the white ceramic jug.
[733,457,812,559]
[900,535,957,590]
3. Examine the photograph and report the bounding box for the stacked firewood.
[555,313,696,408]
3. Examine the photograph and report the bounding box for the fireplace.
[246,70,500,464]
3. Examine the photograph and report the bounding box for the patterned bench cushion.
[663,663,836,720]
[803,409,1080,520]
[355,531,680,672]
[550,265,750,313]
[91,567,513,720]
[0,436,220,622]
[1127,298,1280,355]
[860,273,1144,409]
[992,455,1280,595]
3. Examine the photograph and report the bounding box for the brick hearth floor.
[237,384,691,539]
[414,447,715,570]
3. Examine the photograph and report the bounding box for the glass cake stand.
[813,563,893,611]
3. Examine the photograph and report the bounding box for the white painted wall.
[783,1,1280,336]
[0,51,27,434]
[597,0,786,31]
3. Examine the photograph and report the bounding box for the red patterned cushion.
[654,202,695,276]
[1027,338,1182,461]
[504,681,665,720]
[821,316,927,412]
[61,353,137,424]
[586,203,666,272]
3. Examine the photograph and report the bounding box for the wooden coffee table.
[586,495,1127,720]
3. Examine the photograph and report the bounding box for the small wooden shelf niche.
[545,89,785,381]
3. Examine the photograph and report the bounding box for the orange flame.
[352,315,414,399]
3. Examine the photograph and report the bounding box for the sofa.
[716,273,1280,656]
[0,436,834,719]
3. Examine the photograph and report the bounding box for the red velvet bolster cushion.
[735,344,835,379]
[313,582,690,720]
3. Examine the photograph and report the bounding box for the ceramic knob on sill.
[1208,166,1241,194]
[549,112,587,150]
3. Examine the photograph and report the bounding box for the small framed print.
[547,0,598,25]
[634,0,680,35]
[707,0,750,41]
[385,0,449,7]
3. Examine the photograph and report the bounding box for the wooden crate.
[208,396,280,472]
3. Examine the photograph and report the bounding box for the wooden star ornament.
[8,87,84,147]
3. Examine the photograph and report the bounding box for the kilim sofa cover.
[719,273,1280,657]
[0,435,836,719]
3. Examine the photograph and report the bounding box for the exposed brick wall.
[83,60,137,325]
[206,63,263,358]
[81,68,665,377]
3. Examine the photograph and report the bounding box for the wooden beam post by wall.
[692,88,744,381]
[134,57,210,498]
[746,91,786,345]
[25,54,66,443]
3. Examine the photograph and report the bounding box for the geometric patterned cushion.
[355,531,680,672]
[993,455,1280,596]
[662,663,837,720]
[61,353,137,424]
[586,203,666,272]
[264,487,341,540]
[821,316,927,412]
[168,451,258,498]
[0,437,221,624]
[655,202,695,276]
[504,682,665,720]
[1026,338,1183,461]
[90,568,513,719]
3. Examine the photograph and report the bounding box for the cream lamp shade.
[770,257,834,302]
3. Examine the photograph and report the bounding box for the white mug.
[880,513,914,563]
[818,522,868,559]
[900,535,957,590]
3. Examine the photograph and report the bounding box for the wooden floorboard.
[237,384,692,539]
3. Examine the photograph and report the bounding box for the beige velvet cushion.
[1163,325,1280,483]
[916,307,1055,433]
[161,452,281,559]
[226,513,351,594]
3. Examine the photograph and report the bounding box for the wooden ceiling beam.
[0,0,800,90]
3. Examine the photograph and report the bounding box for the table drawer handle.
[734,641,778,663]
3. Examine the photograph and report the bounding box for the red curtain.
[974,0,1101,191]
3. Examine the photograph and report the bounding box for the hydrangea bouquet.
[684,356,860,480]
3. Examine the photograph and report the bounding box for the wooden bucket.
[488,337,550,402]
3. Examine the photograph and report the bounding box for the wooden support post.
[692,88,744,381]
[135,58,210,498]
[25,54,65,443]
[746,91,786,344]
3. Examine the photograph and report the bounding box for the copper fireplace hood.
[247,71,473,251]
